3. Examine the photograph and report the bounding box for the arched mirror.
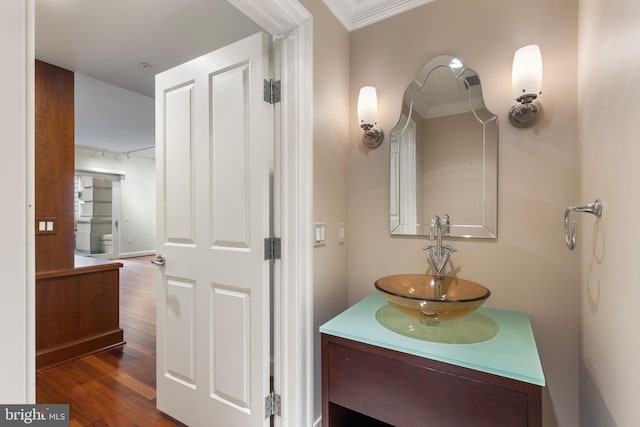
[390,55,497,238]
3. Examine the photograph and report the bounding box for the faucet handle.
[442,213,451,236]
[423,244,436,252]
[442,244,457,253]
[429,215,440,240]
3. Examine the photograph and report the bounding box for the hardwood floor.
[37,256,183,426]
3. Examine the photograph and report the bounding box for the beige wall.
[578,0,640,425]
[349,1,579,426]
[300,0,350,422]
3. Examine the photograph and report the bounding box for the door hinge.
[265,391,281,418]
[264,237,281,260]
[264,79,281,104]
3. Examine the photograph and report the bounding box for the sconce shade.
[509,44,543,128]
[358,86,378,126]
[357,86,384,148]
[512,44,542,100]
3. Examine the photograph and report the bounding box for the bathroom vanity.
[320,293,545,426]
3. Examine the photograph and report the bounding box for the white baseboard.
[118,250,156,259]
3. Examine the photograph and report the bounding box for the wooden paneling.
[34,61,126,370]
[36,259,125,369]
[35,60,75,272]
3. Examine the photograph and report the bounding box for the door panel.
[164,278,196,387]
[212,286,251,407]
[211,64,250,249]
[155,32,273,427]
[164,83,195,245]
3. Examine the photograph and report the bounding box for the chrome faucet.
[424,214,456,277]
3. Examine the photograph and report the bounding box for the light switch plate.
[36,217,56,235]
[314,223,326,247]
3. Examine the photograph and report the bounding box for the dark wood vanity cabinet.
[322,333,542,427]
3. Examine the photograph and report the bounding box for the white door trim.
[228,2,314,426]
[274,19,315,427]
[3,0,36,404]
[26,0,36,404]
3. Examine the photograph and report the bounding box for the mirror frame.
[389,55,498,238]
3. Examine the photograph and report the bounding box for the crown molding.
[322,0,434,31]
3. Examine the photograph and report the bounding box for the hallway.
[36,256,183,426]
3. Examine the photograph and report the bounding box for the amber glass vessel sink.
[375,274,490,323]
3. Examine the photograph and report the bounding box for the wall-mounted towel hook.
[564,199,602,250]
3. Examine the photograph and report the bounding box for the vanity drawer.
[322,334,541,427]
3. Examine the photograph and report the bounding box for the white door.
[154,32,273,427]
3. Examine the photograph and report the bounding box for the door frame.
[253,5,314,426]
[225,3,314,425]
[23,1,314,426]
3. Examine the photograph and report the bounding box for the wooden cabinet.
[322,333,542,427]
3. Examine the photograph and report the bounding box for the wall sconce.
[358,86,384,148]
[509,45,543,128]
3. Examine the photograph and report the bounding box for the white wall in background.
[75,147,156,258]
[75,73,154,153]
[74,72,156,258]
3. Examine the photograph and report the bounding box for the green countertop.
[320,292,545,386]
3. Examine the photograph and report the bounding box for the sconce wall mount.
[360,122,384,148]
[358,86,384,148]
[508,94,541,128]
[509,44,543,128]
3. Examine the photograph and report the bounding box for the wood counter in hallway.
[36,256,125,369]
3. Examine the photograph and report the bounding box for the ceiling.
[36,0,264,98]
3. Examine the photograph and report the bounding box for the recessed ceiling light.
[139,63,152,71]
